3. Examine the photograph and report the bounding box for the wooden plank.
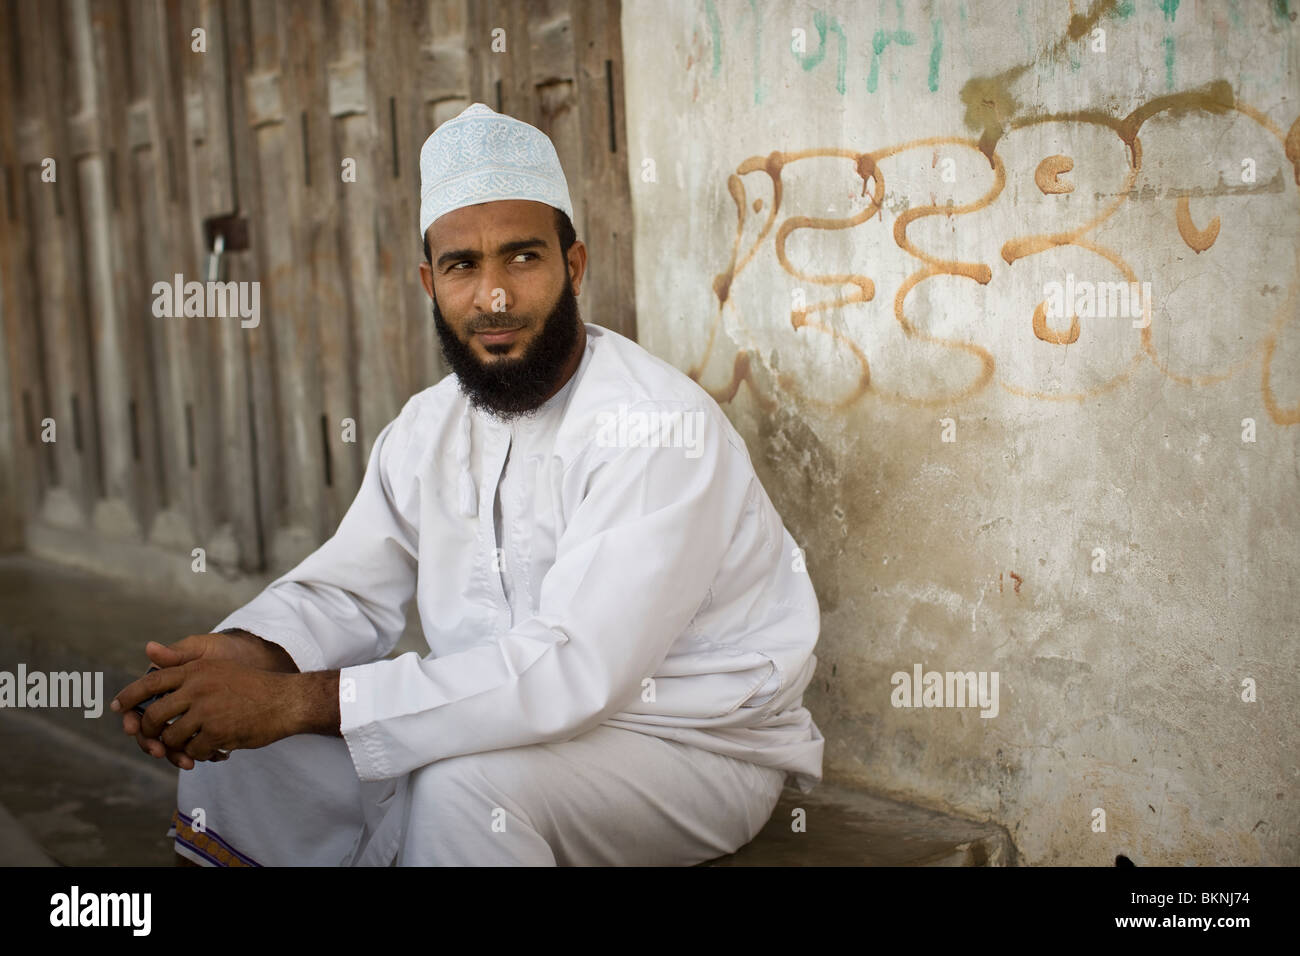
[500,0,537,126]
[176,0,258,572]
[421,1,471,102]
[466,0,500,112]
[71,0,148,540]
[570,0,636,340]
[238,0,290,571]
[0,0,45,542]
[253,0,326,566]
[240,0,308,569]
[0,118,22,546]
[466,0,537,125]
[134,0,206,555]
[531,2,575,87]
[0,264,21,550]
[21,1,102,526]
[383,0,427,401]
[330,0,395,468]
[111,3,169,547]
[296,0,355,534]
[176,0,226,554]
[213,0,267,573]
[127,108,184,539]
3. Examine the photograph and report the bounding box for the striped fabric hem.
[167,808,263,867]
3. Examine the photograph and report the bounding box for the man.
[112,103,823,866]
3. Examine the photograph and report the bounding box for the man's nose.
[472,262,513,316]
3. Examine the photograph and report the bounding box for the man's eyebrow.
[435,237,549,269]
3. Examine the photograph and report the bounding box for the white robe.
[211,324,824,802]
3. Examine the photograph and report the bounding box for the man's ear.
[419,261,435,301]
[566,239,588,297]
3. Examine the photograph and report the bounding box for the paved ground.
[0,553,1015,866]
[0,709,176,866]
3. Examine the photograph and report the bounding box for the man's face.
[420,199,586,418]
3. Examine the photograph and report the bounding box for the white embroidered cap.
[418,103,574,239]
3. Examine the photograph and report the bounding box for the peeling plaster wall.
[620,0,1299,865]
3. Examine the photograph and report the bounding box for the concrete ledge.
[24,519,268,608]
[705,784,1016,866]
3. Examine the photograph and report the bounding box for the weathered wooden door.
[0,0,635,580]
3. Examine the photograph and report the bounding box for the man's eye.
[513,252,538,263]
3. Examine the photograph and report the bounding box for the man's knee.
[401,749,561,864]
[408,748,542,831]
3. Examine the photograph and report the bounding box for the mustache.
[466,314,527,333]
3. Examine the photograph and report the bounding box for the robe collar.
[453,326,596,518]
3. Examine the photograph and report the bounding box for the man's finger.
[136,731,194,770]
[184,730,220,763]
[134,731,163,759]
[165,747,195,771]
[121,710,141,736]
[139,689,191,739]
[112,664,187,714]
[160,711,202,752]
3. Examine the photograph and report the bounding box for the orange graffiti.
[688,80,1299,423]
[1175,195,1221,253]
[1035,155,1076,194]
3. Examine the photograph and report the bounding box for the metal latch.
[202,212,250,283]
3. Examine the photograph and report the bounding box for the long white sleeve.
[338,411,754,781]
[211,407,419,673]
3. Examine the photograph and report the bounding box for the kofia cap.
[418,102,574,238]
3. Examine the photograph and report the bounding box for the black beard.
[432,280,582,421]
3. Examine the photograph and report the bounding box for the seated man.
[112,103,823,866]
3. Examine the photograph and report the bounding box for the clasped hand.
[112,632,299,770]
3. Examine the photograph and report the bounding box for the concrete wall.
[620,0,1299,865]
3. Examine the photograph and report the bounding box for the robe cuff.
[337,660,395,780]
[212,616,326,674]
